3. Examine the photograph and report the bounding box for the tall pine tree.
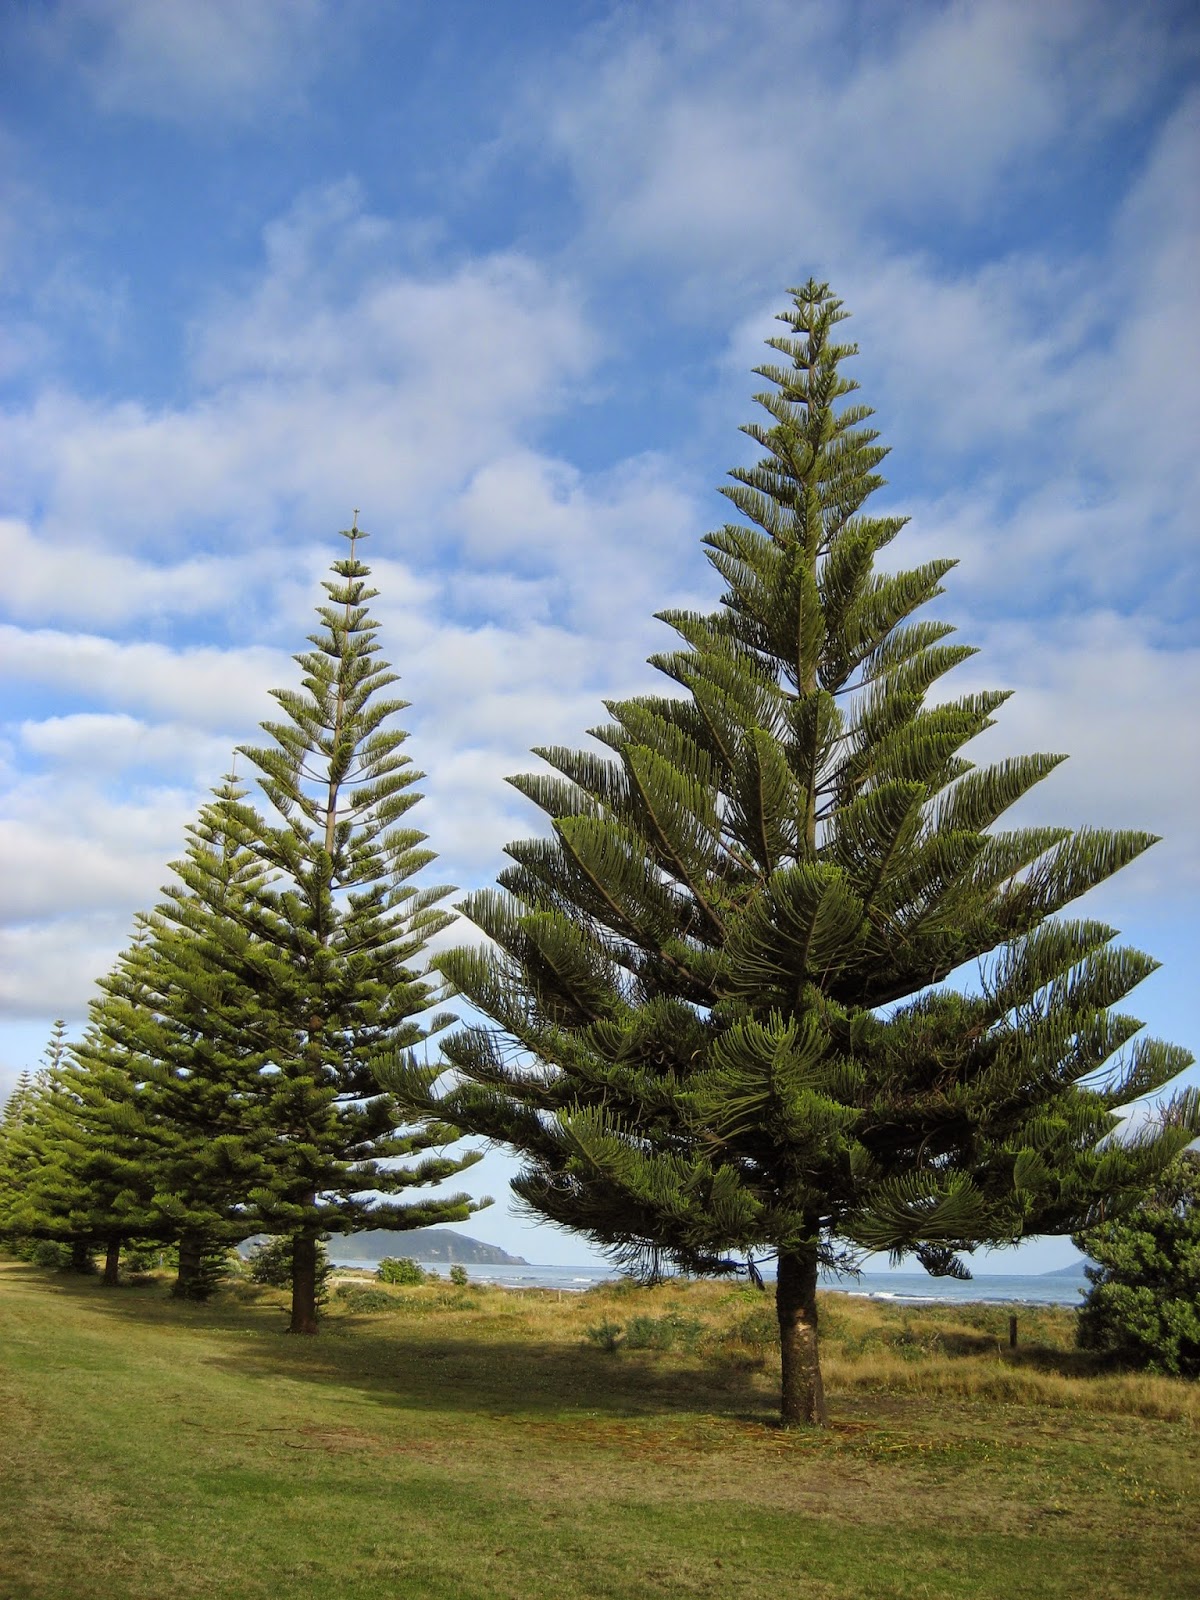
[431,283,1198,1425]
[199,520,488,1333]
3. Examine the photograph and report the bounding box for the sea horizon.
[329,1255,1091,1307]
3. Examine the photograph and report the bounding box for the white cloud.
[0,912,141,1020]
[18,713,233,778]
[61,0,331,126]
[0,194,595,556]
[533,0,1183,278]
[0,625,289,730]
[947,611,1200,905]
[1,518,257,627]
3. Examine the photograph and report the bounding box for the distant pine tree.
[1,1018,149,1279]
[69,796,278,1299]
[432,283,1198,1425]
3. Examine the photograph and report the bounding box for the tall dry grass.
[319,1271,1200,1425]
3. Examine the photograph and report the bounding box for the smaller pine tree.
[73,787,286,1297]
[1,1020,147,1278]
[180,520,490,1332]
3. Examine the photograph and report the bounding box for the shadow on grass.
[3,1261,776,1425]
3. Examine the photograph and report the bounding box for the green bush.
[335,1285,396,1313]
[623,1312,705,1352]
[122,1241,173,1273]
[449,1264,469,1287]
[377,1256,425,1286]
[584,1319,624,1352]
[172,1245,235,1302]
[20,1239,74,1269]
[723,1304,778,1353]
[1074,1153,1200,1377]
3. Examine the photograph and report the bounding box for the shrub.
[20,1239,74,1269]
[449,1264,469,1287]
[172,1245,236,1302]
[335,1285,396,1313]
[585,1319,624,1352]
[724,1304,778,1353]
[623,1312,704,1352]
[1074,1152,1200,1377]
[377,1256,425,1286]
[122,1241,173,1273]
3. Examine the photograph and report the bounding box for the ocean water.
[822,1271,1089,1308]
[330,1256,1090,1307]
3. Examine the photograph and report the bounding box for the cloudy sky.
[2,0,1197,1271]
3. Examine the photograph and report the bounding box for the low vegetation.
[1,1258,1196,1600]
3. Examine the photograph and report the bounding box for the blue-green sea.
[330,1256,1090,1306]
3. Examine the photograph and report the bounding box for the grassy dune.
[0,1259,1196,1600]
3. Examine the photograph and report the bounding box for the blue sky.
[2,0,1197,1271]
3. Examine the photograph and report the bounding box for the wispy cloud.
[47,0,333,126]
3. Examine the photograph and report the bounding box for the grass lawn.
[0,1258,1195,1600]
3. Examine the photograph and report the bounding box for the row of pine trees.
[0,530,488,1334]
[2,284,1196,1425]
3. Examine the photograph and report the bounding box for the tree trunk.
[69,1238,94,1275]
[101,1235,122,1287]
[776,1245,827,1427]
[173,1231,203,1299]
[290,1231,320,1335]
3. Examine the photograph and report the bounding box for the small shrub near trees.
[13,1239,75,1269]
[584,1319,625,1353]
[623,1312,704,1352]
[378,1256,426,1286]
[1074,1152,1200,1377]
[335,1285,396,1313]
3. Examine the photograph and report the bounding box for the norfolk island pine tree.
[64,792,285,1297]
[6,530,487,1322]
[187,521,490,1333]
[1,1016,166,1280]
[424,283,1198,1426]
[0,1025,104,1273]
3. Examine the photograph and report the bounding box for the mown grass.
[0,1259,1196,1600]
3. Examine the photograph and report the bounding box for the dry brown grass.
[316,1270,1200,1423]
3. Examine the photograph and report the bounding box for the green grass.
[0,1260,1196,1600]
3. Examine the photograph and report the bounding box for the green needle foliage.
[66,801,282,1298]
[0,1029,63,1240]
[195,520,490,1333]
[434,282,1198,1426]
[1074,1148,1200,1376]
[0,1019,150,1279]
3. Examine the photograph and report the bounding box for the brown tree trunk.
[69,1238,94,1275]
[101,1235,122,1286]
[776,1245,828,1427]
[290,1230,320,1335]
[173,1231,202,1299]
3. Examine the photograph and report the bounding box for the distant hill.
[326,1228,529,1266]
[1043,1259,1090,1277]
